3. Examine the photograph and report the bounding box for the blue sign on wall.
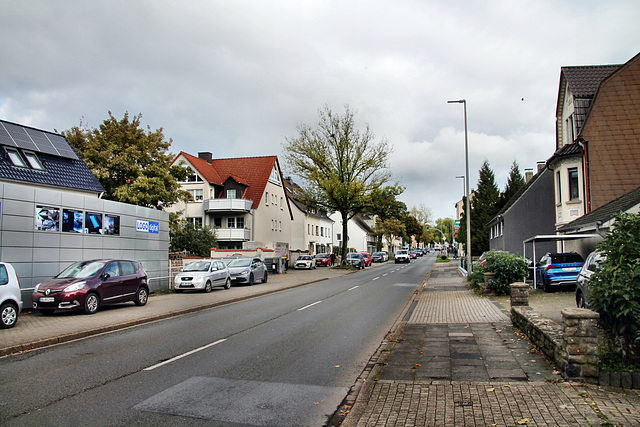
[136,219,159,234]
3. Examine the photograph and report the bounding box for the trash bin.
[264,257,282,274]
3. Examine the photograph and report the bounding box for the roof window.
[6,148,27,168]
[24,151,44,170]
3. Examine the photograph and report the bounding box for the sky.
[1,0,639,221]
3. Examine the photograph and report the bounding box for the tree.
[367,184,406,249]
[498,160,526,211]
[170,221,218,257]
[469,160,500,256]
[436,217,455,244]
[64,111,191,209]
[283,105,392,263]
[410,204,433,227]
[402,214,422,246]
[372,217,406,251]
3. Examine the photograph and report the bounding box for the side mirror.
[101,273,111,280]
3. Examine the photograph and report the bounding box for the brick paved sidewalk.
[342,261,640,426]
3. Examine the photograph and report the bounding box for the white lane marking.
[382,273,388,276]
[372,277,380,281]
[144,339,227,371]
[297,301,322,311]
[349,286,360,290]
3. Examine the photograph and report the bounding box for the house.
[0,119,170,303]
[549,53,640,233]
[330,212,376,254]
[167,152,294,251]
[487,163,556,256]
[282,177,334,254]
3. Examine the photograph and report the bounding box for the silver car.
[227,258,268,285]
[0,262,22,329]
[174,260,231,293]
[575,251,605,308]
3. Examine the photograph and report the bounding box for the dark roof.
[546,142,584,166]
[561,65,621,97]
[558,186,640,233]
[0,119,105,193]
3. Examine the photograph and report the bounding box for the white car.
[394,250,410,264]
[0,262,22,329]
[294,255,316,270]
[174,260,231,293]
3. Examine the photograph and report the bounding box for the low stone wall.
[511,305,565,369]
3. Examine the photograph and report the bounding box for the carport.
[523,234,601,289]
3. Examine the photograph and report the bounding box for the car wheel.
[135,287,149,306]
[84,293,99,314]
[224,277,231,289]
[249,273,254,285]
[175,289,184,293]
[576,290,586,308]
[204,281,212,293]
[542,278,551,293]
[0,302,18,329]
[262,272,268,283]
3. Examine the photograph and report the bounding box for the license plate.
[562,267,576,271]
[39,297,55,303]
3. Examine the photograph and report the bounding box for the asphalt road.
[0,254,435,426]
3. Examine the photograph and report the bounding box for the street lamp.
[448,99,472,274]
[455,175,465,198]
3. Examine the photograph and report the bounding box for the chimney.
[198,152,213,163]
[525,168,533,183]
[537,161,546,173]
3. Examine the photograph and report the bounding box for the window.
[6,148,27,167]
[320,227,324,237]
[62,209,83,233]
[24,151,44,170]
[104,214,120,235]
[280,197,283,209]
[214,217,222,228]
[568,168,579,200]
[35,206,60,232]
[227,217,236,228]
[85,212,103,234]
[0,265,7,285]
[265,192,269,206]
[279,220,282,231]
[227,189,236,199]
[556,171,562,204]
[236,217,244,228]
[188,189,203,201]
[316,226,319,235]
[565,115,575,144]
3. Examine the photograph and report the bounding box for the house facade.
[167,152,294,250]
[330,212,376,254]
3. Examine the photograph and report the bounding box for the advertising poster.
[35,206,60,231]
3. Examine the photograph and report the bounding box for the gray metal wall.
[0,182,170,307]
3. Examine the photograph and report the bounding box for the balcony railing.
[215,227,251,241]
[203,198,253,213]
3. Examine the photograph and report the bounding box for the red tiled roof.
[180,152,223,184]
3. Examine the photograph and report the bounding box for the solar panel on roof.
[0,120,78,160]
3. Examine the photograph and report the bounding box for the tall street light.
[448,99,472,274]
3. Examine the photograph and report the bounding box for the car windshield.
[56,261,106,279]
[314,254,326,258]
[299,256,313,260]
[397,250,408,255]
[227,259,252,268]
[347,253,359,259]
[183,261,211,272]
[373,253,382,256]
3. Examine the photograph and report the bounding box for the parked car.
[576,251,606,308]
[381,251,390,261]
[360,252,373,267]
[174,259,231,293]
[0,262,22,329]
[535,252,585,292]
[346,252,366,269]
[227,258,268,285]
[294,255,316,270]
[314,253,332,267]
[395,250,410,263]
[32,259,149,315]
[371,252,385,263]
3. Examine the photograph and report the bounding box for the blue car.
[535,252,584,292]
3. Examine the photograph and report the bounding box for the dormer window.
[227,189,236,199]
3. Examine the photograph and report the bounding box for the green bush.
[588,212,640,369]
[483,250,528,288]
[487,278,510,296]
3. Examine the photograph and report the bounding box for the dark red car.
[33,259,149,315]
[314,253,332,267]
[360,252,373,267]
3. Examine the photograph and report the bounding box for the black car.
[346,252,366,269]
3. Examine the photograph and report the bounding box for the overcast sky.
[1,0,638,221]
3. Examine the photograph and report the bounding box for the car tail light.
[545,265,553,271]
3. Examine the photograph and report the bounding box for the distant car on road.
[535,252,585,292]
[360,252,373,267]
[0,262,22,329]
[394,250,410,264]
[409,251,418,259]
[33,259,149,315]
[371,252,386,263]
[314,253,332,267]
[346,252,366,269]
[227,258,268,285]
[576,251,605,308]
[174,259,231,293]
[294,255,316,270]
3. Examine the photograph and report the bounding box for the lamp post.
[448,99,472,274]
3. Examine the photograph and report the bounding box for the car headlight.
[64,282,86,292]
[35,283,41,292]
[241,269,250,275]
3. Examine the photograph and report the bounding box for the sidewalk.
[1,265,352,357]
[342,262,640,426]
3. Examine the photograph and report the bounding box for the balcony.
[203,198,253,213]
[215,227,251,241]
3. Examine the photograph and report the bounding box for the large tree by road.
[64,111,190,209]
[283,105,392,263]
